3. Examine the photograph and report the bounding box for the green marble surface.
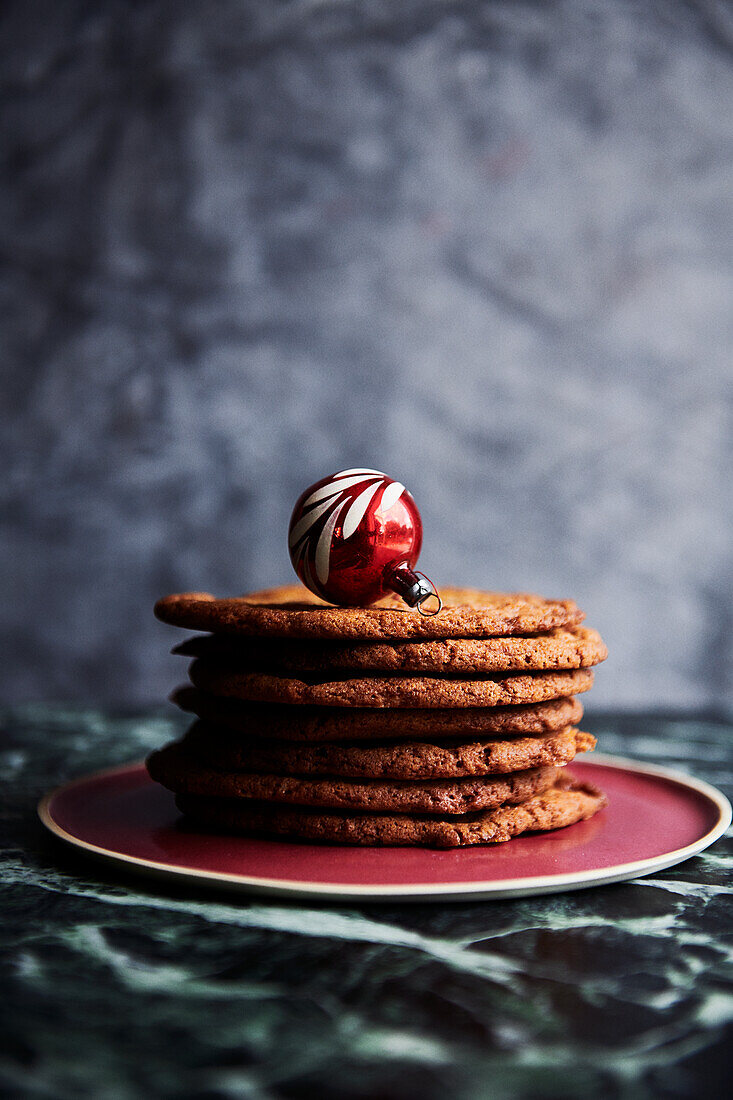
[1,708,731,1099]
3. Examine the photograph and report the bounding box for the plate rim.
[37,754,732,902]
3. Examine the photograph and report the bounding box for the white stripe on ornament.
[379,481,405,513]
[316,499,347,585]
[288,496,338,549]
[342,481,382,540]
[301,474,381,510]
[332,468,385,479]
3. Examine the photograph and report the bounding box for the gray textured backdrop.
[2,0,732,710]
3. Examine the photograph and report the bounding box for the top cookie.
[155,585,584,641]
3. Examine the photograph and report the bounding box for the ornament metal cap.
[388,563,443,616]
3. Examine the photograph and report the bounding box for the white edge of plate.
[37,753,732,903]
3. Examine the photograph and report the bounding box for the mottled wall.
[2,0,732,710]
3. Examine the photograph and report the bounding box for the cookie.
[171,688,584,741]
[174,773,608,847]
[146,741,559,813]
[173,625,607,674]
[155,585,584,640]
[182,721,596,778]
[188,660,595,709]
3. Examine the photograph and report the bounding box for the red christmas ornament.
[288,468,441,613]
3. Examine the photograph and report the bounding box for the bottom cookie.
[175,774,607,848]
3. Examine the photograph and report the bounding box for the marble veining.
[0,708,731,1098]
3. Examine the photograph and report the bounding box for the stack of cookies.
[148,586,608,848]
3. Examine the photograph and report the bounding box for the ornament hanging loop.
[415,580,443,617]
[388,563,442,617]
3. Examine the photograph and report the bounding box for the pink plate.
[38,755,731,901]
